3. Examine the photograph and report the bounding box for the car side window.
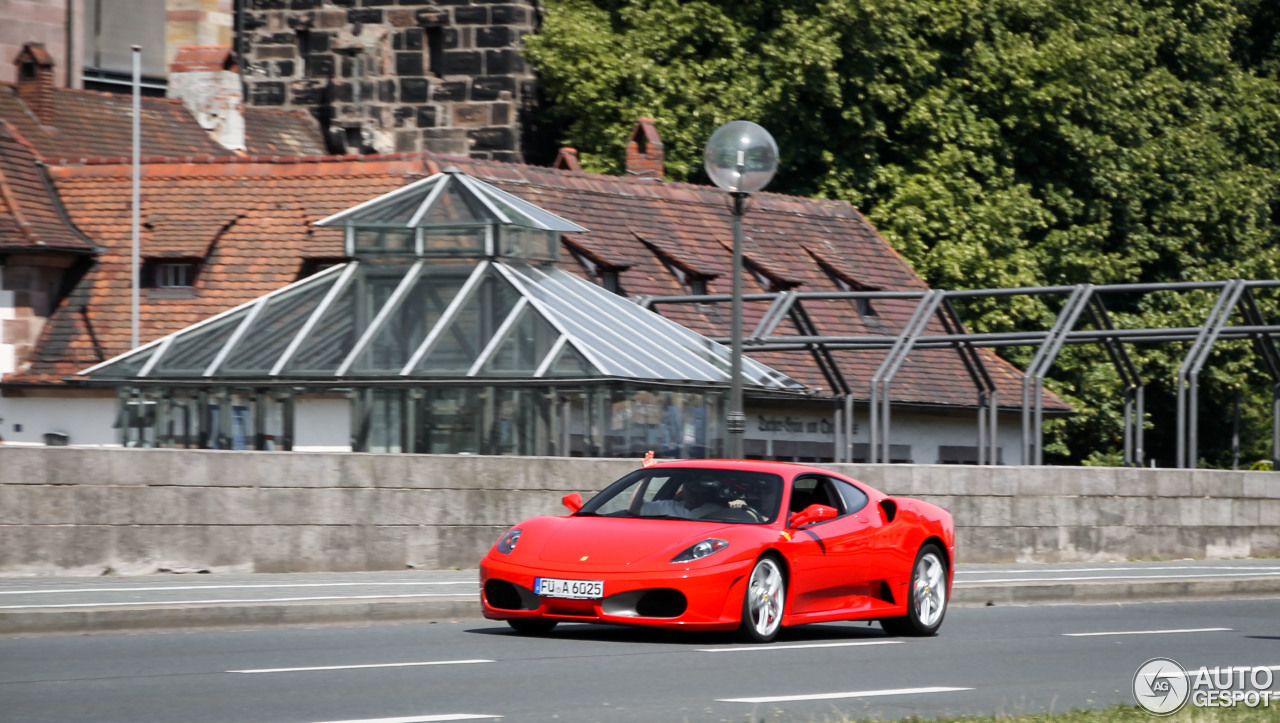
[790,475,848,516]
[834,479,869,514]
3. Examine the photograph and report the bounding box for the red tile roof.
[441,156,1052,409]
[0,121,96,253]
[0,82,326,161]
[11,154,429,381]
[6,150,1064,412]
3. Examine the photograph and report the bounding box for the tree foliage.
[526,0,1280,466]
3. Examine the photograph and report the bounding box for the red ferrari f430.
[480,459,955,642]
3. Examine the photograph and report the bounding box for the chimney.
[167,45,245,152]
[14,43,56,125]
[625,118,664,179]
[553,147,582,172]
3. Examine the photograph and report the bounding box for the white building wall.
[0,267,15,377]
[0,394,117,446]
[294,397,351,452]
[745,403,1025,466]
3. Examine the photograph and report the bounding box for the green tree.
[526,0,1280,466]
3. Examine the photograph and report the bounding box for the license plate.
[535,577,604,599]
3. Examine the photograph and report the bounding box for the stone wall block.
[1193,470,1244,498]
[1156,470,1194,497]
[867,464,916,495]
[437,524,502,568]
[406,525,442,569]
[1012,496,1050,526]
[251,525,301,572]
[983,467,1019,496]
[1177,497,1204,526]
[1114,467,1159,496]
[72,485,135,525]
[11,484,77,524]
[43,448,99,486]
[135,486,189,526]
[1249,528,1280,557]
[1014,470,1057,496]
[0,447,48,484]
[108,449,178,486]
[183,486,233,525]
[331,453,376,488]
[55,525,114,571]
[1201,498,1234,527]
[365,525,409,570]
[323,525,371,571]
[201,526,256,569]
[1230,498,1262,527]
[1076,467,1118,496]
[1205,530,1253,559]
[1244,475,1280,499]
[257,488,314,525]
[1052,496,1082,527]
[163,449,209,487]
[275,451,341,488]
[1258,499,1280,526]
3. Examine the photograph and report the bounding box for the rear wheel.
[739,556,785,642]
[881,544,948,636]
[507,618,557,636]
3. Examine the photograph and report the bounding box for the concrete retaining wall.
[1,447,1277,576]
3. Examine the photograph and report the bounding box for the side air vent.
[879,498,898,523]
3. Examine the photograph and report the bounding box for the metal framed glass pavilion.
[82,168,806,454]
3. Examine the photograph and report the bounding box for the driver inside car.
[640,479,748,520]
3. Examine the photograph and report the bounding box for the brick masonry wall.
[239,0,537,160]
[2,447,1278,576]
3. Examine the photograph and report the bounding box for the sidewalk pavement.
[2,559,1279,637]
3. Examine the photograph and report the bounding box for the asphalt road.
[2,597,1278,723]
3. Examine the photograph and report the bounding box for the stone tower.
[238,0,537,161]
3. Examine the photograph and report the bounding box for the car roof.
[647,459,835,477]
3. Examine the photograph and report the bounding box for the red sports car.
[480,459,955,642]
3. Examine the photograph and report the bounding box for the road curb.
[0,598,480,637]
[5,575,1280,636]
[952,576,1280,607]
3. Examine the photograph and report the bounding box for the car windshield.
[577,468,784,524]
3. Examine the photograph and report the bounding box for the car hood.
[530,516,742,567]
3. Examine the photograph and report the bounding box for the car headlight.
[671,538,728,563]
[496,528,521,554]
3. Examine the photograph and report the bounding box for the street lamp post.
[704,121,778,459]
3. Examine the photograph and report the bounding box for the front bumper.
[480,555,753,631]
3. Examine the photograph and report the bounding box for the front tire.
[881,544,948,636]
[507,618,557,635]
[739,556,786,642]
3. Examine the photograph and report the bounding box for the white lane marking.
[699,641,902,653]
[310,715,500,723]
[0,581,475,596]
[231,659,494,674]
[719,686,971,703]
[0,593,468,610]
[956,565,1280,575]
[960,572,1280,584]
[1064,627,1232,637]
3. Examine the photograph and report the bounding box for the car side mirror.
[562,492,584,513]
[788,503,838,528]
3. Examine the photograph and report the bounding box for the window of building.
[150,261,199,288]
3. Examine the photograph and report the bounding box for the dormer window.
[145,260,200,289]
[565,241,627,296]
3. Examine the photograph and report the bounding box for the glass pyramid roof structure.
[316,166,588,233]
[81,259,806,391]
